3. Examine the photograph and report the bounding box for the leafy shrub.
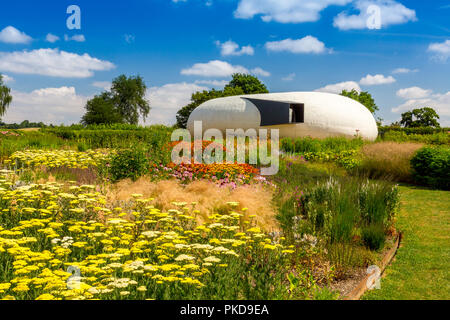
[361,224,386,251]
[109,147,150,181]
[411,146,450,190]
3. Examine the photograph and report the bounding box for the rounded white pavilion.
[187,92,378,141]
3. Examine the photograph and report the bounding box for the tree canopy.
[400,107,440,128]
[0,74,13,120]
[340,89,379,114]
[176,73,268,128]
[81,92,123,125]
[81,75,150,125]
[224,73,269,95]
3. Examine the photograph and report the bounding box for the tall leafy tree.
[110,75,150,124]
[0,74,13,120]
[224,73,269,94]
[81,74,150,125]
[340,89,379,114]
[81,92,123,125]
[400,107,440,128]
[176,73,268,128]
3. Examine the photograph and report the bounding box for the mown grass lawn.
[364,185,450,300]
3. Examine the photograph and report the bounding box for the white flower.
[175,254,196,262]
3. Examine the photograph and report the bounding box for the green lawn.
[364,185,450,300]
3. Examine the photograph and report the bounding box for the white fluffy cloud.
[3,87,88,125]
[251,67,271,77]
[181,60,248,77]
[360,74,396,85]
[234,0,351,23]
[181,60,269,78]
[428,39,450,62]
[315,81,361,94]
[265,36,330,54]
[92,81,112,91]
[392,67,419,74]
[194,79,228,87]
[282,73,296,81]
[45,33,60,43]
[145,82,208,125]
[216,40,254,57]
[396,87,432,99]
[0,26,32,44]
[393,88,450,125]
[1,74,14,84]
[333,0,417,30]
[0,48,115,78]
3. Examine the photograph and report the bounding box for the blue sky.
[0,0,449,125]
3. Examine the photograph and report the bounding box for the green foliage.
[274,167,399,248]
[109,147,150,182]
[44,125,173,149]
[81,92,123,125]
[280,137,363,170]
[224,73,269,94]
[0,120,46,129]
[411,146,450,190]
[176,73,269,128]
[82,74,150,125]
[281,136,364,154]
[111,75,150,124]
[286,268,335,300]
[364,186,450,300]
[361,224,386,251]
[340,89,378,114]
[0,74,13,120]
[327,243,376,276]
[379,126,449,135]
[400,107,440,128]
[379,131,449,145]
[0,131,74,158]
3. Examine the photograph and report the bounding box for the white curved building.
[187,92,378,141]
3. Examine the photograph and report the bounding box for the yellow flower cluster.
[0,170,293,300]
[6,149,112,169]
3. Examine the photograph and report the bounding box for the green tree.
[400,107,440,128]
[340,89,379,114]
[224,73,269,94]
[0,74,13,120]
[176,73,268,128]
[81,74,150,125]
[110,75,150,125]
[81,92,123,125]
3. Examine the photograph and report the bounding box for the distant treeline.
[42,123,175,131]
[0,120,49,129]
[379,126,450,135]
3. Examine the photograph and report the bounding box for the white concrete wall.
[187,92,378,141]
